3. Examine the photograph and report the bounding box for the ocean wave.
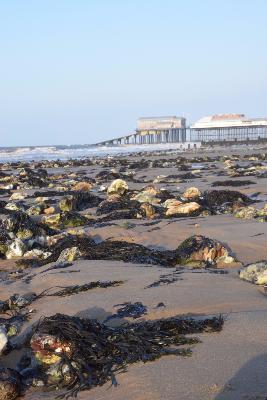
[0,143,198,162]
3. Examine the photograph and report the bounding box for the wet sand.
[1,144,267,399]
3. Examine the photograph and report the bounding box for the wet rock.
[27,204,45,216]
[9,292,37,308]
[42,212,89,229]
[163,199,182,209]
[6,239,27,259]
[57,246,82,262]
[234,206,258,220]
[4,202,24,212]
[43,206,55,215]
[72,181,92,191]
[60,192,101,212]
[139,203,156,219]
[1,211,51,238]
[0,368,21,400]
[107,179,128,196]
[166,202,201,216]
[239,261,267,285]
[59,195,76,212]
[176,235,234,267]
[183,187,201,200]
[0,327,8,355]
[9,192,27,200]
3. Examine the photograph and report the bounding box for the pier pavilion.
[190,114,267,143]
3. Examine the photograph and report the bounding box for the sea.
[0,143,200,163]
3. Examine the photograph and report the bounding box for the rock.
[6,239,27,259]
[0,327,8,355]
[166,202,201,216]
[0,368,21,400]
[9,192,27,200]
[234,206,258,220]
[24,249,51,259]
[176,235,234,267]
[27,204,45,216]
[4,202,22,212]
[140,203,156,219]
[183,187,201,200]
[107,179,128,196]
[239,261,267,285]
[9,292,37,308]
[35,196,50,203]
[43,206,55,215]
[131,192,161,205]
[163,199,182,208]
[57,246,82,262]
[257,204,267,217]
[42,213,61,227]
[72,181,92,191]
[59,195,76,212]
[31,333,72,366]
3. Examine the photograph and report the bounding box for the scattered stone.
[183,187,201,200]
[239,261,267,285]
[176,235,235,267]
[107,179,128,196]
[166,202,201,216]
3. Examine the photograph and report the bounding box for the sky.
[0,0,267,147]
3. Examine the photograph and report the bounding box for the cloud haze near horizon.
[0,0,267,146]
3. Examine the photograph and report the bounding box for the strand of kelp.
[30,313,224,399]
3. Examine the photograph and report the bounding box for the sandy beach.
[1,145,267,400]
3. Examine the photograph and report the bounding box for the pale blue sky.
[0,0,267,146]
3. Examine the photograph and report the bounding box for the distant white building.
[190,114,267,142]
[136,116,186,143]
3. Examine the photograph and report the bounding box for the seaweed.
[212,180,255,187]
[104,302,147,322]
[17,235,230,270]
[30,313,224,398]
[200,189,253,211]
[145,271,183,288]
[44,281,124,297]
[96,198,140,215]
[0,281,123,313]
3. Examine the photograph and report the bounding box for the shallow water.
[0,143,198,162]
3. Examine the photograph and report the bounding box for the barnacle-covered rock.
[6,239,27,259]
[0,368,21,400]
[176,235,235,267]
[107,179,128,196]
[239,261,267,285]
[59,195,76,212]
[234,206,258,220]
[166,202,201,216]
[58,246,82,262]
[0,327,8,355]
[182,187,201,200]
[30,333,72,366]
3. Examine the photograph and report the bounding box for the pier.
[94,114,267,147]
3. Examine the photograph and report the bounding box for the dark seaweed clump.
[104,302,147,322]
[200,189,253,211]
[212,180,255,187]
[33,313,223,397]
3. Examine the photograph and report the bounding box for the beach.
[1,144,267,399]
